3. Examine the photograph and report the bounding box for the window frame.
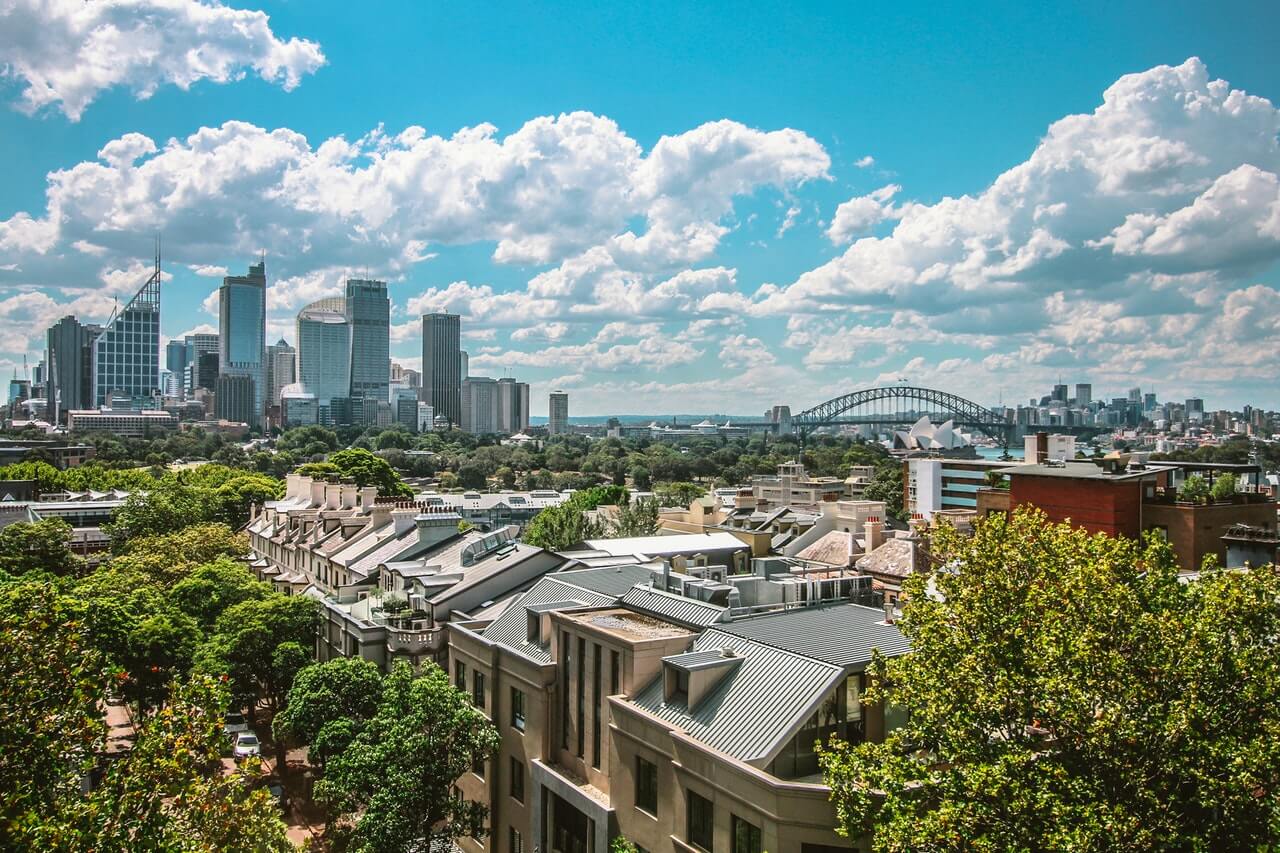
[510,685,526,732]
[687,789,714,852]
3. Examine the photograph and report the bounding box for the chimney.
[340,483,358,510]
[358,485,379,508]
[324,482,342,511]
[1036,431,1049,464]
[865,516,885,552]
[391,502,419,535]
[285,473,304,500]
[368,502,392,530]
[309,478,326,508]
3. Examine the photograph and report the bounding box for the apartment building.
[448,565,910,853]
[750,462,844,511]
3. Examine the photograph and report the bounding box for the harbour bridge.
[732,385,1016,445]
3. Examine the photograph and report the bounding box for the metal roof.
[628,629,843,765]
[481,563,656,662]
[664,648,740,671]
[619,585,727,629]
[715,602,911,669]
[581,532,749,557]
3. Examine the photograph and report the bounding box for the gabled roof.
[628,629,844,765]
[714,602,910,669]
[481,563,656,662]
[619,585,727,629]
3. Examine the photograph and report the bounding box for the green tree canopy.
[309,448,415,497]
[316,662,499,852]
[169,557,270,632]
[109,522,246,585]
[820,507,1280,851]
[520,485,627,550]
[274,657,384,765]
[0,517,83,577]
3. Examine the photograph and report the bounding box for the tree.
[316,662,499,852]
[104,479,215,545]
[120,608,199,713]
[521,486,626,551]
[273,658,384,766]
[820,507,1280,851]
[655,481,705,508]
[56,676,292,852]
[195,594,319,718]
[1210,472,1237,501]
[0,582,106,841]
[169,557,270,632]
[611,496,659,538]
[629,465,652,491]
[213,473,285,528]
[325,448,415,497]
[0,517,83,577]
[109,522,246,585]
[862,461,905,521]
[494,465,517,490]
[457,462,488,490]
[1177,473,1211,503]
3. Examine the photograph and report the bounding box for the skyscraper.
[93,256,161,407]
[422,313,461,427]
[460,376,500,434]
[215,374,256,425]
[1075,383,1092,407]
[266,339,296,408]
[165,339,188,376]
[548,390,569,435]
[345,279,390,407]
[295,297,351,425]
[46,316,100,424]
[1184,398,1205,422]
[497,377,530,434]
[218,261,267,429]
[1052,384,1068,403]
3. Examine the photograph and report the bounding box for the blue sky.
[2,0,1279,414]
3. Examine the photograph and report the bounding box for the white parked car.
[233,732,261,759]
[223,712,249,738]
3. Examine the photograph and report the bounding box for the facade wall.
[1009,477,1143,538]
[1142,499,1278,572]
[423,313,462,426]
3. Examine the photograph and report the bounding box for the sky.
[1,0,1279,416]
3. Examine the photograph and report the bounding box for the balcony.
[386,627,441,654]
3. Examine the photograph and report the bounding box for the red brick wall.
[1009,477,1143,539]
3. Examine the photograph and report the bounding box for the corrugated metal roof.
[628,629,843,765]
[715,603,911,669]
[619,585,727,629]
[664,648,739,671]
[481,563,655,662]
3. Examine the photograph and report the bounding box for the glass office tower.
[422,313,461,427]
[345,278,390,408]
[218,262,267,428]
[93,264,161,407]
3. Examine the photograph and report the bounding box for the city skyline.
[1,3,1279,414]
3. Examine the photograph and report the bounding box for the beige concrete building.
[448,564,909,853]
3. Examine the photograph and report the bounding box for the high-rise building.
[165,339,188,376]
[266,339,296,407]
[218,261,267,429]
[93,259,161,407]
[460,350,469,380]
[1143,392,1157,412]
[1184,398,1205,422]
[185,333,219,363]
[1052,384,1068,403]
[497,377,530,434]
[422,313,461,427]
[345,279,389,405]
[460,376,500,434]
[1075,384,1092,407]
[548,390,569,435]
[215,374,256,425]
[1127,387,1141,403]
[295,297,352,425]
[46,316,100,424]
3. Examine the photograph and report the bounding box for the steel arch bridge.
[792,385,1014,443]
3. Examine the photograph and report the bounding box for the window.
[687,790,714,851]
[635,756,658,816]
[576,636,586,757]
[732,815,762,853]
[472,754,484,779]
[510,757,525,803]
[610,649,620,695]
[511,686,526,732]
[592,643,602,768]
[509,827,524,853]
[455,659,466,691]
[473,671,486,708]
[560,631,571,749]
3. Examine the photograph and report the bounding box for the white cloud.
[0,0,324,121]
[854,155,876,168]
[718,334,774,367]
[826,184,901,244]
[759,58,1280,323]
[776,205,800,238]
[189,264,228,278]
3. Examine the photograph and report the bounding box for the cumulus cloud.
[0,0,325,121]
[826,184,901,244]
[759,58,1280,324]
[854,155,876,168]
